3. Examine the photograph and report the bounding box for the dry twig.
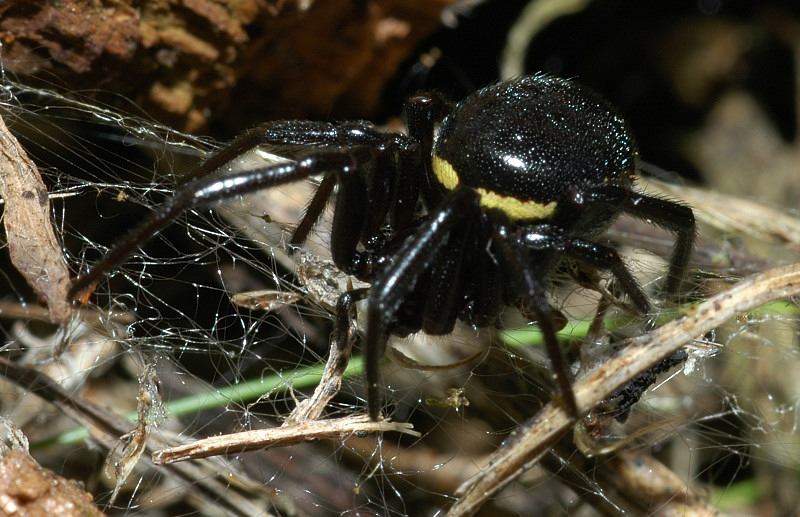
[152,414,420,465]
[448,261,800,516]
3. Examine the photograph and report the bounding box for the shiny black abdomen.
[433,75,638,206]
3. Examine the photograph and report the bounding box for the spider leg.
[581,184,696,296]
[181,128,272,182]
[406,91,451,206]
[289,172,336,247]
[421,210,477,334]
[335,288,370,355]
[292,138,423,263]
[563,238,651,314]
[183,120,360,183]
[463,215,503,327]
[490,218,580,416]
[520,227,650,314]
[620,193,696,295]
[364,187,481,419]
[194,119,422,252]
[69,149,372,301]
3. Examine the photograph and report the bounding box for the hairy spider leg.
[69,116,429,299]
[364,187,483,419]
[405,91,452,208]
[181,129,276,182]
[289,173,337,247]
[619,192,696,295]
[519,224,650,315]
[279,137,426,277]
[488,212,580,416]
[419,208,478,334]
[461,214,503,328]
[331,287,370,377]
[577,184,696,296]
[180,120,387,183]
[68,147,376,301]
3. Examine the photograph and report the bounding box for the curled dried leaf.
[0,114,72,325]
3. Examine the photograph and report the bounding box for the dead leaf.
[0,113,72,324]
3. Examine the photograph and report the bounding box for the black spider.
[68,75,696,419]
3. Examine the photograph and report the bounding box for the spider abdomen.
[431,75,638,222]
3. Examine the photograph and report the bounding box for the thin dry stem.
[152,415,420,465]
[448,262,800,516]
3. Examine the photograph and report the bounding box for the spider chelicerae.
[69,74,696,419]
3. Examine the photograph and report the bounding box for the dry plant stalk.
[447,261,800,516]
[152,414,420,465]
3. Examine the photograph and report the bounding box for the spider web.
[1,66,800,517]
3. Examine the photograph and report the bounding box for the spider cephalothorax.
[70,74,696,418]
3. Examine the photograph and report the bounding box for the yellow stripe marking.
[432,155,557,221]
[432,155,460,190]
